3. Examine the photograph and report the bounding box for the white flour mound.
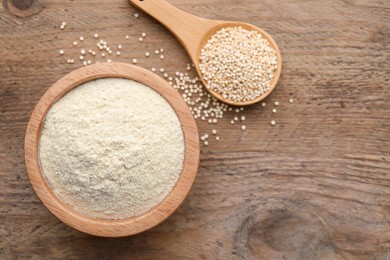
[39,78,185,220]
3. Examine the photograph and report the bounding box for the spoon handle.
[128,0,217,59]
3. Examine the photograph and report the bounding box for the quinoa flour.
[39,78,185,220]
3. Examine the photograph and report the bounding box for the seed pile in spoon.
[199,27,278,103]
[57,16,291,146]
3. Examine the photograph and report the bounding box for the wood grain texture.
[24,63,200,237]
[128,0,282,106]
[0,0,389,259]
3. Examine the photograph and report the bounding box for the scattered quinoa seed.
[289,98,294,103]
[60,22,66,30]
[272,109,277,113]
[58,24,283,148]
[134,13,139,18]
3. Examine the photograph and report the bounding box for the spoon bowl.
[129,0,282,106]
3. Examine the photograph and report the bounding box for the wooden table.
[1,0,389,259]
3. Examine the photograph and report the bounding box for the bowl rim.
[24,62,200,237]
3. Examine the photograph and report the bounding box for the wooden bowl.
[24,63,200,237]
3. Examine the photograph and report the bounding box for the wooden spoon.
[129,0,282,106]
